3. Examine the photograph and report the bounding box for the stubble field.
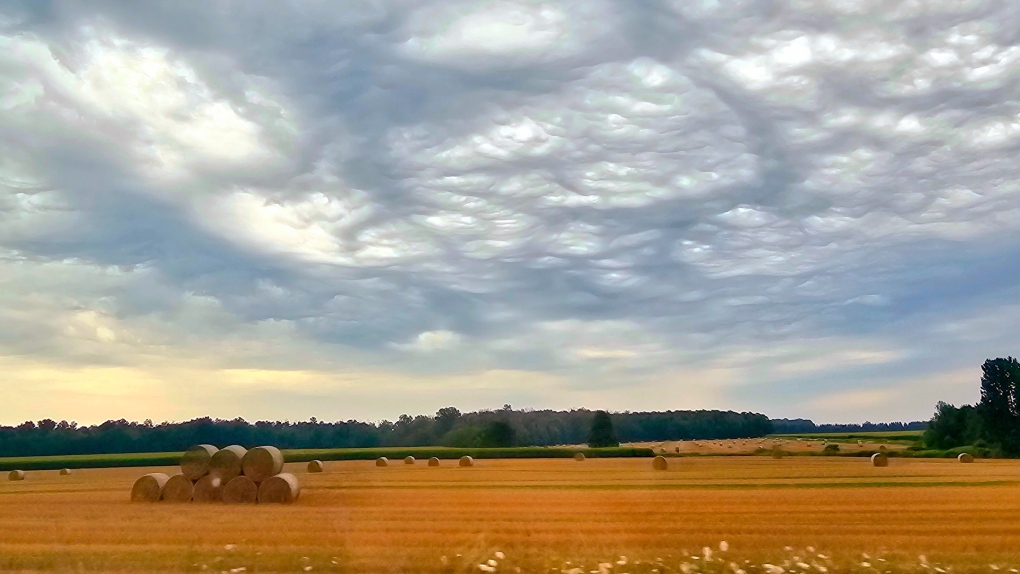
[2,457,1020,573]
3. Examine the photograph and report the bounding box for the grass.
[770,430,924,441]
[2,457,1020,572]
[0,446,652,471]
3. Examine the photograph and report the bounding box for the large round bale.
[59,468,72,476]
[162,474,195,502]
[574,453,586,461]
[404,456,415,465]
[958,452,975,463]
[8,470,26,481]
[193,475,224,503]
[375,457,389,467]
[652,456,668,470]
[131,473,169,502]
[222,476,258,504]
[428,457,440,467]
[241,446,284,484]
[307,460,324,473]
[181,444,219,481]
[258,473,300,504]
[459,455,474,467]
[871,452,889,467]
[209,445,247,482]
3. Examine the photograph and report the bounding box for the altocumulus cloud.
[1,0,1020,424]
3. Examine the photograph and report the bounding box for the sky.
[1,0,1019,426]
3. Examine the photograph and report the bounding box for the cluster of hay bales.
[374,455,474,467]
[131,444,299,504]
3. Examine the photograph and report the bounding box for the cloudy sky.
[2,0,1018,426]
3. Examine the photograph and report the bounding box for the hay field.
[631,437,911,455]
[2,457,1020,573]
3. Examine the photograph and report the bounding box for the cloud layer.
[2,0,1019,424]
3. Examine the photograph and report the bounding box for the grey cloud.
[2,0,1019,420]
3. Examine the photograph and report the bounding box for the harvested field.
[1,458,1020,572]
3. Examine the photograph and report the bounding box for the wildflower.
[488,559,498,567]
[224,544,237,552]
[991,566,1001,572]
[496,552,505,560]
[797,562,810,570]
[703,547,713,560]
[617,557,628,566]
[806,547,815,554]
[720,541,729,552]
[861,563,871,569]
[303,567,313,573]
[816,566,828,573]
[478,566,495,573]
[817,555,829,560]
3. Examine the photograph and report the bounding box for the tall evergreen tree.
[979,357,1020,455]
[588,410,619,448]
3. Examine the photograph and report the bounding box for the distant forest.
[0,408,923,458]
[0,408,776,457]
[770,418,927,434]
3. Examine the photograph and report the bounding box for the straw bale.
[404,456,416,465]
[131,473,169,502]
[307,460,324,473]
[871,452,889,467]
[181,444,218,481]
[193,475,224,503]
[209,445,247,482]
[222,476,258,504]
[162,474,195,502]
[241,446,284,483]
[376,457,389,467]
[8,470,25,481]
[59,468,72,476]
[258,473,301,504]
[958,452,975,463]
[428,457,440,467]
[459,455,474,467]
[574,453,586,461]
[652,456,668,470]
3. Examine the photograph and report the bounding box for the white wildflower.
[817,554,829,560]
[861,563,871,568]
[720,541,729,552]
[797,562,810,570]
[224,545,236,552]
[478,565,494,573]
[703,547,713,560]
[495,552,505,560]
[303,568,312,573]
[617,557,628,566]
[991,566,1000,572]
[488,559,497,567]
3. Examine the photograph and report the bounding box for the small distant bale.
[162,474,195,502]
[675,446,680,453]
[307,460,324,473]
[879,445,888,452]
[8,470,25,481]
[857,440,864,446]
[871,453,889,467]
[428,457,440,467]
[193,475,224,503]
[404,456,415,465]
[241,446,284,484]
[652,456,668,470]
[257,473,300,504]
[459,456,474,467]
[772,449,784,459]
[131,473,169,502]
[958,452,975,463]
[222,476,258,504]
[376,457,389,467]
[59,468,72,476]
[574,453,586,461]
[181,444,219,481]
[209,445,247,482]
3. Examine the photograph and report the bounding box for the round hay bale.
[59,468,72,476]
[241,446,284,484]
[209,445,247,482]
[222,476,258,504]
[574,453,586,461]
[652,456,668,470]
[375,457,389,467]
[958,452,975,463]
[404,456,415,465]
[162,474,195,503]
[181,444,218,481]
[8,470,25,481]
[193,475,224,503]
[871,452,889,467]
[258,473,300,504]
[459,455,474,467]
[307,460,324,473]
[879,445,888,452]
[428,457,440,467]
[130,473,169,502]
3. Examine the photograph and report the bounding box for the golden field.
[2,457,1020,573]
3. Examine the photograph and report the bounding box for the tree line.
[924,357,1020,456]
[770,419,927,434]
[0,407,772,457]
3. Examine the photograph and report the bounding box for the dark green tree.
[979,357,1020,455]
[478,420,517,447]
[587,410,619,448]
[923,401,981,449]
